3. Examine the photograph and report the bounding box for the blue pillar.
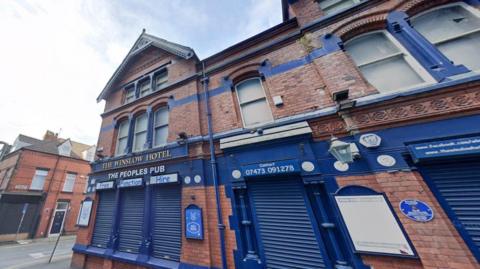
[386,11,469,82]
[126,114,135,154]
[146,106,153,149]
[238,190,262,268]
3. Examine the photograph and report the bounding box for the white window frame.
[411,2,480,72]
[30,169,49,191]
[234,77,274,128]
[319,0,364,15]
[153,107,169,147]
[138,80,151,98]
[345,30,435,93]
[154,71,168,91]
[124,86,136,104]
[132,113,148,152]
[115,120,129,156]
[63,173,76,192]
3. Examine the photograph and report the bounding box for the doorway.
[49,201,69,236]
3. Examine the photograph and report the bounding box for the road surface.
[0,236,75,269]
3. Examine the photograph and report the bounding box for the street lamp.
[328,136,360,163]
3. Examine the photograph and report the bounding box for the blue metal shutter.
[248,178,329,269]
[151,185,182,261]
[118,188,145,253]
[421,159,480,254]
[91,190,115,248]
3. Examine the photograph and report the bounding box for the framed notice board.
[334,186,416,257]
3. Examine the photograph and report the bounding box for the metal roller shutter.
[248,178,329,269]
[91,190,116,248]
[118,188,145,253]
[421,159,480,254]
[151,185,182,261]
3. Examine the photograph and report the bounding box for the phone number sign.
[241,160,300,178]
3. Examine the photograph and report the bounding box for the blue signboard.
[118,178,143,188]
[92,145,188,172]
[241,160,300,178]
[399,199,434,222]
[408,136,480,162]
[185,205,203,240]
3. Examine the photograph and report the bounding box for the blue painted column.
[106,187,122,255]
[137,182,152,262]
[387,11,468,81]
[126,114,135,154]
[238,190,262,268]
[146,106,153,149]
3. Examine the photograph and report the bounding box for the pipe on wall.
[202,61,228,269]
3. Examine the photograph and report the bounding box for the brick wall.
[336,172,479,269]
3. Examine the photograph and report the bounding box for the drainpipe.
[202,62,227,269]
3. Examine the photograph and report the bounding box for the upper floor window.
[344,31,433,93]
[115,120,129,156]
[63,173,76,192]
[154,70,168,91]
[133,113,148,152]
[138,80,151,98]
[153,107,169,147]
[411,3,480,72]
[319,0,365,15]
[235,78,273,127]
[125,86,135,104]
[30,169,48,190]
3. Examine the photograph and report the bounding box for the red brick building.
[73,0,480,268]
[0,131,94,241]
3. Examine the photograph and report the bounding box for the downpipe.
[202,62,228,269]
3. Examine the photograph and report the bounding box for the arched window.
[154,70,168,91]
[411,3,480,71]
[124,86,135,104]
[115,120,129,156]
[319,0,365,15]
[235,78,273,127]
[153,107,169,147]
[344,31,432,93]
[132,113,148,152]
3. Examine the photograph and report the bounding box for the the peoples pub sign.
[92,145,188,172]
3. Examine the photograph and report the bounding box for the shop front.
[74,144,207,268]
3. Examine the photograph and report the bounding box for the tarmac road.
[0,235,75,269]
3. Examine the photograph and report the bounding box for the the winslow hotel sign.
[92,145,188,172]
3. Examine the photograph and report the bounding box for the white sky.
[0,0,282,145]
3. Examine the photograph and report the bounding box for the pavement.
[0,235,76,269]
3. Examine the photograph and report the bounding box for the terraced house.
[72,0,480,268]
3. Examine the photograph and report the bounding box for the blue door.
[248,178,332,269]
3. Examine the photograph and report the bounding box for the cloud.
[0,0,282,145]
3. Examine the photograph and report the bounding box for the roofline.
[2,147,90,164]
[201,18,298,66]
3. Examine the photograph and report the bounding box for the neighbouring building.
[0,131,95,241]
[72,0,480,269]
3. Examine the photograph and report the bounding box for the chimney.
[43,130,58,142]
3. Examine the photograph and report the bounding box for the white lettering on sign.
[96,181,114,190]
[244,164,295,176]
[107,165,165,179]
[150,173,178,185]
[119,178,143,188]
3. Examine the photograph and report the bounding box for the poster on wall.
[335,195,415,257]
[185,205,203,240]
[76,199,93,227]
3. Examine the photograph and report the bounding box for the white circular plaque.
[232,170,242,179]
[377,155,396,167]
[184,176,191,184]
[301,161,315,172]
[194,175,202,183]
[334,161,349,172]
